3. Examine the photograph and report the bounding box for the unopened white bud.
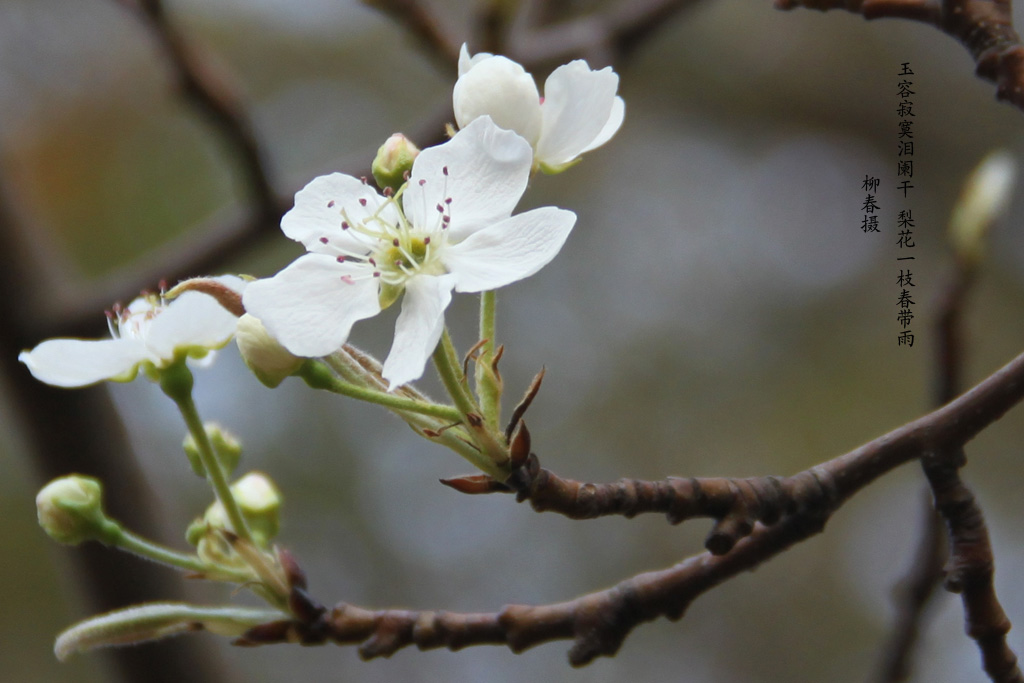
[235,314,303,388]
[36,475,115,545]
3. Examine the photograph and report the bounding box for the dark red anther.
[342,221,350,229]
[393,238,400,246]
[359,198,367,206]
[419,179,427,186]
[320,237,329,244]
[327,200,336,208]
[442,166,449,176]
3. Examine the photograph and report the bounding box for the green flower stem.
[159,363,254,547]
[110,526,252,582]
[476,290,501,430]
[434,329,482,418]
[315,354,499,475]
[311,358,462,422]
[434,329,510,473]
[112,526,206,572]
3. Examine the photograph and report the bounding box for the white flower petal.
[19,338,152,388]
[405,117,533,242]
[580,95,625,155]
[443,207,576,293]
[536,61,620,168]
[381,275,456,388]
[146,290,241,360]
[243,254,381,357]
[458,44,493,76]
[453,54,542,144]
[281,173,393,255]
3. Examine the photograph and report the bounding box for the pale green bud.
[372,133,420,192]
[200,472,282,548]
[235,314,303,388]
[183,423,242,477]
[950,151,1018,266]
[36,475,115,545]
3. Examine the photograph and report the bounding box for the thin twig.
[776,0,1024,113]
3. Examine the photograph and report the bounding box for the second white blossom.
[453,45,624,173]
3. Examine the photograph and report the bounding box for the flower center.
[106,293,166,341]
[327,175,455,309]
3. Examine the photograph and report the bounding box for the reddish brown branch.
[239,347,1024,665]
[919,256,1022,682]
[437,347,1024,557]
[775,0,1024,113]
[237,508,830,666]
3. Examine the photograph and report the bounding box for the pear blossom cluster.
[21,45,627,663]
[20,47,623,390]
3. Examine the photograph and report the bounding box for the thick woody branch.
[916,256,1022,682]
[874,261,974,683]
[442,347,1024,556]
[239,347,1024,665]
[775,0,1024,113]
[237,508,830,666]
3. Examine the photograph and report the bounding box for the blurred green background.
[3,1,1024,681]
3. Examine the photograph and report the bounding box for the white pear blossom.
[243,116,576,388]
[453,44,625,173]
[19,276,246,388]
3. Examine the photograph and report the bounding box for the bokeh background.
[3,1,1024,682]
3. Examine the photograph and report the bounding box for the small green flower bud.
[371,133,420,192]
[36,475,115,545]
[183,423,242,477]
[235,314,303,388]
[201,472,282,548]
